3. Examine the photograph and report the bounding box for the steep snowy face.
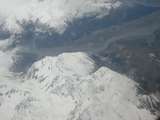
[0,0,122,33]
[0,52,156,120]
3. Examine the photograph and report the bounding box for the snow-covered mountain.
[0,52,158,120]
[0,0,160,120]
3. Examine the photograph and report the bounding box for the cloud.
[0,0,122,33]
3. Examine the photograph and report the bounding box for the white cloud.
[0,0,122,33]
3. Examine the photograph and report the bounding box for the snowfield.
[0,52,156,120]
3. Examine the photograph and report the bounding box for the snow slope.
[0,52,156,120]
